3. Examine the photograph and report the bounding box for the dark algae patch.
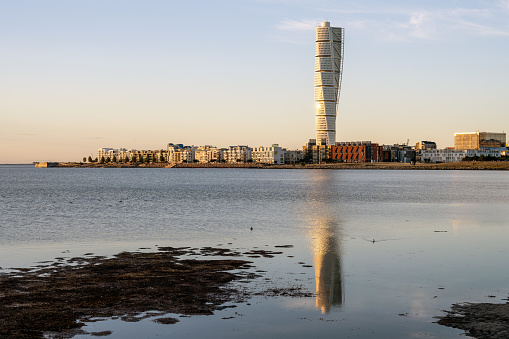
[437,301,509,339]
[0,245,310,338]
[0,247,255,338]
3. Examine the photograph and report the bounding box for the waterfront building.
[97,148,117,161]
[97,148,167,162]
[284,149,304,164]
[420,148,503,163]
[168,143,196,164]
[303,139,331,164]
[315,22,344,146]
[225,146,252,163]
[97,148,133,162]
[454,132,506,150]
[195,146,225,163]
[252,144,285,165]
[382,144,416,163]
[415,141,437,150]
[331,141,382,163]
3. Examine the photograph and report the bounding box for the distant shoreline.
[44,161,509,170]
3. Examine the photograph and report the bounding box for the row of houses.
[97,144,304,165]
[96,132,508,165]
[96,148,168,162]
[167,144,304,164]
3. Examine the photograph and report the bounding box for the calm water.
[1,165,509,338]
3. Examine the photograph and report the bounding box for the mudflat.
[1,246,308,338]
[437,302,509,339]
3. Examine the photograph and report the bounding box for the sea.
[1,165,508,338]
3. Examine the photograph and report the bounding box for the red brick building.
[331,142,383,163]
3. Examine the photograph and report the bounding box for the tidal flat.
[0,246,312,338]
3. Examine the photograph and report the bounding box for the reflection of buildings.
[311,217,343,313]
[305,171,344,313]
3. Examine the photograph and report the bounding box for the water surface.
[1,166,508,338]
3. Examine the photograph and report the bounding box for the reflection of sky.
[304,171,344,313]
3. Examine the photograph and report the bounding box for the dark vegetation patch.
[0,248,254,338]
[242,250,283,258]
[0,246,311,339]
[436,302,509,339]
[153,317,179,325]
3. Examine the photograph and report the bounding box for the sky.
[1,0,509,163]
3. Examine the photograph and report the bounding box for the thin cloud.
[278,3,509,42]
[278,19,317,31]
[500,0,509,10]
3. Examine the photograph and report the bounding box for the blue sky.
[1,0,508,163]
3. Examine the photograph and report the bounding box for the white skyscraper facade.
[314,22,344,146]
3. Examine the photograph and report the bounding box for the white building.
[168,143,196,164]
[97,148,166,162]
[315,21,344,146]
[195,146,225,163]
[97,148,134,161]
[252,145,285,164]
[420,149,503,163]
[225,146,252,163]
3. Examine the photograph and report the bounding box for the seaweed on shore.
[436,301,509,339]
[0,248,255,338]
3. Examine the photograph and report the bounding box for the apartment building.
[225,146,252,163]
[420,149,503,163]
[415,141,437,150]
[454,132,506,150]
[331,141,382,163]
[195,146,225,163]
[252,145,285,164]
[168,143,196,164]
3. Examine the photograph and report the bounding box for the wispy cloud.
[499,0,509,10]
[276,3,509,43]
[277,19,317,31]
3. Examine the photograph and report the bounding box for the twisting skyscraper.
[314,22,344,146]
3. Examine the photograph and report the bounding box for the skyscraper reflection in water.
[305,171,344,313]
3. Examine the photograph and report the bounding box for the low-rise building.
[225,145,252,163]
[97,148,167,162]
[331,141,382,163]
[284,149,304,164]
[415,141,437,150]
[383,144,416,163]
[303,139,331,163]
[168,143,196,164]
[420,148,503,163]
[252,144,285,164]
[195,145,225,163]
